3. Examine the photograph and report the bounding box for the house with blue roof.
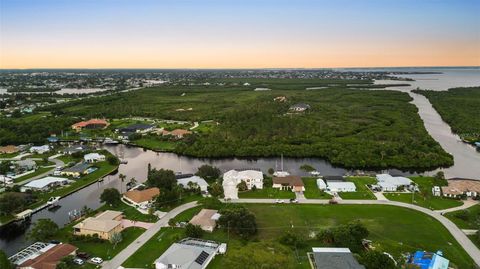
[409,250,449,269]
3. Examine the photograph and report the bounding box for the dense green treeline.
[5,79,453,170]
[414,87,480,142]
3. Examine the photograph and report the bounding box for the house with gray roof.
[309,248,365,269]
[154,238,225,269]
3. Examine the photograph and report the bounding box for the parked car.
[289,198,299,203]
[77,252,90,260]
[73,258,84,265]
[90,257,103,264]
[275,199,285,204]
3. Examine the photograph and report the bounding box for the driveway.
[122,219,154,229]
[101,201,198,269]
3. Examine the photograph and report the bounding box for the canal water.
[2,68,479,256]
[372,67,480,179]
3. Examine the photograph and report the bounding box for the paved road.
[228,198,480,267]
[101,201,198,269]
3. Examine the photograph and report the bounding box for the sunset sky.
[1,0,479,69]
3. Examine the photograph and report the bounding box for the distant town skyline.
[1,0,479,69]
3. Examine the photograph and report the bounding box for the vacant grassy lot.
[385,176,463,210]
[99,202,158,223]
[238,187,295,199]
[415,87,480,142]
[14,167,53,183]
[133,137,176,151]
[338,177,376,200]
[122,204,474,269]
[445,205,480,230]
[302,177,332,199]
[43,80,452,170]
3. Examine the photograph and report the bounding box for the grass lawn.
[384,176,463,210]
[122,228,184,268]
[56,154,81,165]
[338,177,376,200]
[302,177,332,199]
[445,205,480,229]
[0,214,14,225]
[122,204,475,269]
[157,193,203,212]
[468,235,480,249]
[99,202,159,223]
[385,193,463,210]
[69,227,145,260]
[133,137,177,151]
[14,167,53,183]
[238,187,295,199]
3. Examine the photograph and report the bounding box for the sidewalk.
[435,199,479,214]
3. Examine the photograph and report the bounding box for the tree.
[237,181,248,192]
[100,188,121,206]
[185,223,204,238]
[223,242,295,269]
[28,219,59,241]
[267,168,274,175]
[218,206,257,239]
[207,182,224,198]
[0,250,14,269]
[119,173,126,182]
[147,168,176,190]
[279,231,305,249]
[317,221,369,253]
[359,250,396,269]
[300,164,315,172]
[0,161,11,175]
[56,256,75,269]
[195,165,220,183]
[0,192,27,215]
[107,155,119,165]
[168,218,176,228]
[110,232,123,249]
[155,187,180,208]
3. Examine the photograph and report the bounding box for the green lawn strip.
[14,167,53,183]
[238,187,295,199]
[0,152,20,158]
[467,235,480,249]
[0,214,15,225]
[171,206,202,223]
[444,205,480,229]
[302,177,332,199]
[245,204,474,269]
[99,202,158,223]
[122,228,185,268]
[338,176,376,200]
[133,137,177,151]
[56,154,81,165]
[157,193,204,212]
[384,193,463,210]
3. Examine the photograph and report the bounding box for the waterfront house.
[73,210,124,240]
[177,175,209,192]
[375,174,413,192]
[118,123,154,134]
[83,153,106,163]
[309,248,365,269]
[21,176,69,192]
[15,159,37,171]
[0,145,19,154]
[0,175,13,185]
[60,163,92,178]
[441,178,480,198]
[123,187,160,206]
[272,175,305,192]
[189,209,221,232]
[29,145,50,154]
[17,243,78,269]
[222,169,264,199]
[71,118,109,132]
[326,181,356,192]
[161,129,192,138]
[154,238,225,269]
[62,145,89,155]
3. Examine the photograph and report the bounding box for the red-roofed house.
[72,119,109,132]
[18,243,78,269]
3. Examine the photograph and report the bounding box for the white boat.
[310,171,321,176]
[47,196,61,206]
[104,138,119,144]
